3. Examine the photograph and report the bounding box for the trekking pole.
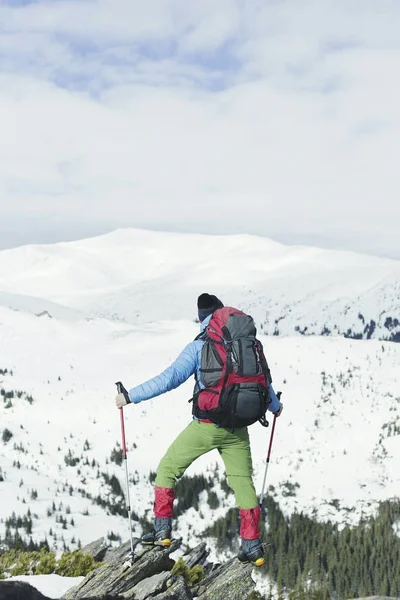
[116,381,135,565]
[259,391,281,508]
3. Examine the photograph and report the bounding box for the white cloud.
[0,0,399,257]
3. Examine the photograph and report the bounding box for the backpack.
[192,306,272,430]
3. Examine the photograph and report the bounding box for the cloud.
[0,0,399,258]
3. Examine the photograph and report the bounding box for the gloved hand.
[115,393,130,408]
[274,402,283,417]
[115,381,131,408]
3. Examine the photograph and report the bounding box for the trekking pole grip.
[116,381,130,402]
[116,382,129,456]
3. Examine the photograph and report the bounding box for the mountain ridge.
[0,228,398,341]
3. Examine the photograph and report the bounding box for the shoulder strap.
[194,328,208,341]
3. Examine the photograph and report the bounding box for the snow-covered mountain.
[0,229,399,563]
[0,228,399,341]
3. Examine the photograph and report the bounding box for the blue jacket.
[129,314,281,413]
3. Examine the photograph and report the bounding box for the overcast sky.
[0,0,399,259]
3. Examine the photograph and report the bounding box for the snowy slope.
[0,230,399,564]
[0,229,398,341]
[1,304,399,561]
[0,290,85,321]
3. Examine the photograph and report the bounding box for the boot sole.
[238,556,265,567]
[141,538,171,548]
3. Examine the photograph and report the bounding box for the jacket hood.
[200,313,212,332]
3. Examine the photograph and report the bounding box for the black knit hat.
[197,293,224,322]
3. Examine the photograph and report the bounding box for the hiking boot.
[237,538,265,567]
[141,517,172,547]
[141,529,172,547]
[237,546,265,567]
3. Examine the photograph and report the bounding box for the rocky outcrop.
[4,545,397,600]
[192,558,256,599]
[61,538,257,600]
[62,539,178,599]
[0,580,125,600]
[0,538,258,600]
[0,581,53,600]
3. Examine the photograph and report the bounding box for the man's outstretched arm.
[128,341,199,404]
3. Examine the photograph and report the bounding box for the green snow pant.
[155,420,258,510]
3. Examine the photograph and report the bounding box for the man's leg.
[218,427,264,566]
[155,421,216,489]
[144,421,217,545]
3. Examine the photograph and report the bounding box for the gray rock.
[102,539,141,565]
[128,571,170,599]
[181,542,216,577]
[0,580,126,599]
[62,540,181,599]
[181,543,209,569]
[152,576,193,600]
[80,537,109,562]
[193,557,255,600]
[0,580,52,600]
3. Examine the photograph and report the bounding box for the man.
[115,293,283,567]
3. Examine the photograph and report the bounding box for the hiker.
[115,293,283,567]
